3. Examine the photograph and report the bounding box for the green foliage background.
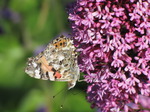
[0,0,94,112]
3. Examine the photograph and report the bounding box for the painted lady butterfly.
[25,35,80,89]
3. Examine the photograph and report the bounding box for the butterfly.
[25,35,80,89]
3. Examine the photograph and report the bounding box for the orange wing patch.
[53,36,67,48]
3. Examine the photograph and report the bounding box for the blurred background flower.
[69,0,150,111]
[0,0,94,112]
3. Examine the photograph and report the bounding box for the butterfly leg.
[77,74,85,82]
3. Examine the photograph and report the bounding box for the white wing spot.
[48,71,55,81]
[34,69,41,79]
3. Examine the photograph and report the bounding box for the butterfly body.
[25,35,80,89]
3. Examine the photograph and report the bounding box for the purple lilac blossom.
[68,0,150,111]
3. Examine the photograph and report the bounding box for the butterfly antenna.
[60,88,68,109]
[51,86,68,111]
[52,86,67,99]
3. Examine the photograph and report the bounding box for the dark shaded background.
[0,0,94,112]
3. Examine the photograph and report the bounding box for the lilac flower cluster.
[68,0,150,111]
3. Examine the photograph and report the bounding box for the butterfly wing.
[25,35,80,89]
